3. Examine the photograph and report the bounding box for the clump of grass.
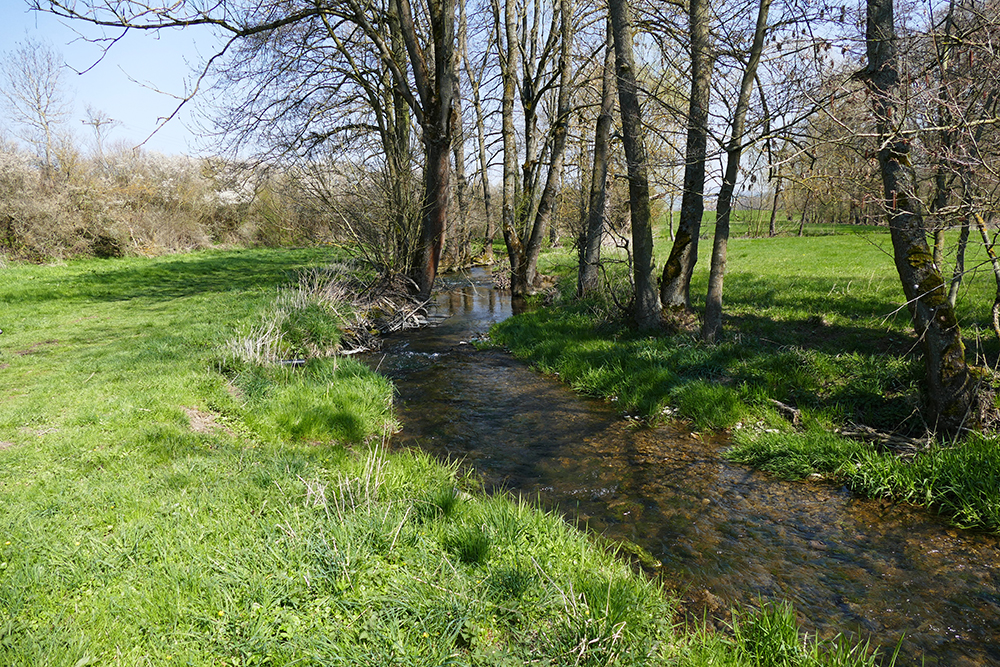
[446,524,492,565]
[728,428,866,480]
[731,601,892,667]
[223,313,289,365]
[670,380,746,430]
[421,484,462,520]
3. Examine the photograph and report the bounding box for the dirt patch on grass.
[14,340,60,356]
[183,407,233,436]
[0,441,15,450]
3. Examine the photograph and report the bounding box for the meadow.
[490,217,1000,533]
[0,248,886,665]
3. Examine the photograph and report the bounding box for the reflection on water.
[365,268,1000,666]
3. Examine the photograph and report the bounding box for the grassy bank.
[0,248,886,665]
[489,224,1000,532]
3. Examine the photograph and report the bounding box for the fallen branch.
[838,423,933,458]
[769,398,801,426]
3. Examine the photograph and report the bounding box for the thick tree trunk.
[660,0,712,311]
[863,0,976,435]
[414,132,452,298]
[609,0,660,328]
[578,18,615,298]
[703,0,770,343]
[400,0,455,298]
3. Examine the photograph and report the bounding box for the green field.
[0,248,889,665]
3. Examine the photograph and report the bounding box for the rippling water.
[365,268,1000,665]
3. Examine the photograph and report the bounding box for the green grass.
[0,247,887,665]
[493,222,1000,532]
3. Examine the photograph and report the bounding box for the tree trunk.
[459,7,495,264]
[667,195,675,240]
[702,0,770,343]
[496,0,524,291]
[400,0,456,298]
[524,0,574,288]
[609,0,660,328]
[863,0,976,435]
[798,190,809,236]
[415,130,452,298]
[947,190,970,309]
[930,0,957,271]
[443,98,470,270]
[768,175,782,237]
[975,215,1000,342]
[577,16,615,298]
[443,0,471,270]
[660,0,712,311]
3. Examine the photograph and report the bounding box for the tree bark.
[460,12,495,263]
[496,0,524,289]
[578,17,616,298]
[524,0,574,288]
[702,0,770,343]
[768,175,782,237]
[609,0,660,328]
[399,0,456,298]
[660,0,712,311]
[862,0,976,435]
[442,0,472,271]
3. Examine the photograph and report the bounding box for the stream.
[365,268,1000,666]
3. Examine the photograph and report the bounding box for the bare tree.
[35,0,456,298]
[659,0,713,313]
[459,0,499,263]
[492,0,576,295]
[577,15,615,297]
[609,0,659,327]
[0,38,71,180]
[702,0,771,343]
[82,105,120,167]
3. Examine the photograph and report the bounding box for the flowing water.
[365,268,1000,665]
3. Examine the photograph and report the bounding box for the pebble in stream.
[365,269,1000,666]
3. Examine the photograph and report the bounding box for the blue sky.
[1,1,220,155]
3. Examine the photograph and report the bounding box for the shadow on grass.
[492,303,937,434]
[9,248,333,305]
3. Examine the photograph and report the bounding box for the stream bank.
[365,268,1000,666]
